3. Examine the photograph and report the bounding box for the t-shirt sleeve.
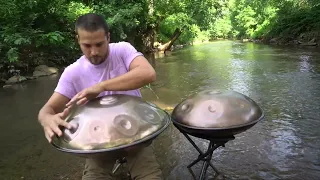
[119,42,144,70]
[54,68,76,99]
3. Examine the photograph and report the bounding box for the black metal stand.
[112,157,132,180]
[180,132,235,180]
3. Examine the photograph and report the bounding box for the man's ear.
[76,35,80,44]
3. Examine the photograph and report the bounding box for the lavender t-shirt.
[54,42,143,99]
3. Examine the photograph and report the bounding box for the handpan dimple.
[63,118,81,142]
[205,90,222,95]
[88,119,110,144]
[133,104,160,125]
[180,100,194,114]
[113,114,139,137]
[99,96,118,105]
[145,112,155,120]
[69,121,79,134]
[201,100,224,119]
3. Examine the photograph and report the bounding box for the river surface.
[1,41,319,180]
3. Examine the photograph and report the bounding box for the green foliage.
[189,25,210,43]
[158,13,192,42]
[0,0,319,76]
[229,0,320,40]
[0,0,82,69]
[267,3,320,39]
[93,1,145,42]
[7,48,19,63]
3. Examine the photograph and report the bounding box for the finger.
[66,98,76,107]
[45,128,55,143]
[45,133,51,143]
[66,102,75,109]
[57,118,72,129]
[66,93,81,107]
[59,108,70,119]
[51,123,63,137]
[77,97,88,105]
[77,91,87,99]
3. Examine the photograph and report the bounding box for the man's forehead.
[79,39,105,45]
[78,28,107,38]
[78,34,107,44]
[77,28,106,34]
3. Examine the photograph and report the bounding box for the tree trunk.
[142,0,156,53]
[157,28,182,52]
[141,28,156,53]
[126,29,136,46]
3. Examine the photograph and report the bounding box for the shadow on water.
[1,41,320,180]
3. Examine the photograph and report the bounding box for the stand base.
[180,132,235,180]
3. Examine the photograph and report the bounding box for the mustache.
[90,56,102,60]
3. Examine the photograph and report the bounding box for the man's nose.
[91,48,99,56]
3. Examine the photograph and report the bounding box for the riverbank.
[241,31,320,48]
[0,65,60,88]
[1,36,319,89]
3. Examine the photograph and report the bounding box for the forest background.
[1,0,319,79]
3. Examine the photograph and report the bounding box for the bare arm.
[38,92,70,121]
[99,55,156,91]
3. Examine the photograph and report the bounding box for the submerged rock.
[5,75,27,84]
[33,70,47,77]
[33,65,58,77]
[3,84,12,89]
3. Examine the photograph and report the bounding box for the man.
[37,13,163,179]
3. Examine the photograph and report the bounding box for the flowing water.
[1,41,319,180]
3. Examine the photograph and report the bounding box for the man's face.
[77,28,110,65]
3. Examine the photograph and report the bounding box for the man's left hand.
[66,83,104,107]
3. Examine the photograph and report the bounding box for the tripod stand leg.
[209,162,220,174]
[199,160,210,180]
[187,141,214,169]
[188,166,198,180]
[182,132,204,154]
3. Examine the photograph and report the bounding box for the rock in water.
[33,65,58,77]
[5,75,27,84]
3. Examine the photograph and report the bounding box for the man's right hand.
[39,108,72,143]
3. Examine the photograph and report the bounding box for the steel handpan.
[171,89,264,138]
[51,94,170,155]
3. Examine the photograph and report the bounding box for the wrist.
[38,110,54,124]
[38,114,50,125]
[98,81,107,91]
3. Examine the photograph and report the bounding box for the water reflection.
[299,55,312,72]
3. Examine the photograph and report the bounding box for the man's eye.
[84,44,91,48]
[96,43,103,47]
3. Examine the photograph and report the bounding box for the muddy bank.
[241,32,320,48]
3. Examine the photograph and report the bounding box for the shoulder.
[110,41,134,48]
[110,41,139,54]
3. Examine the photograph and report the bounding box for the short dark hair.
[75,13,109,35]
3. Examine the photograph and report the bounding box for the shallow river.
[1,41,319,180]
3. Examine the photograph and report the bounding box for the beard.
[88,56,104,65]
